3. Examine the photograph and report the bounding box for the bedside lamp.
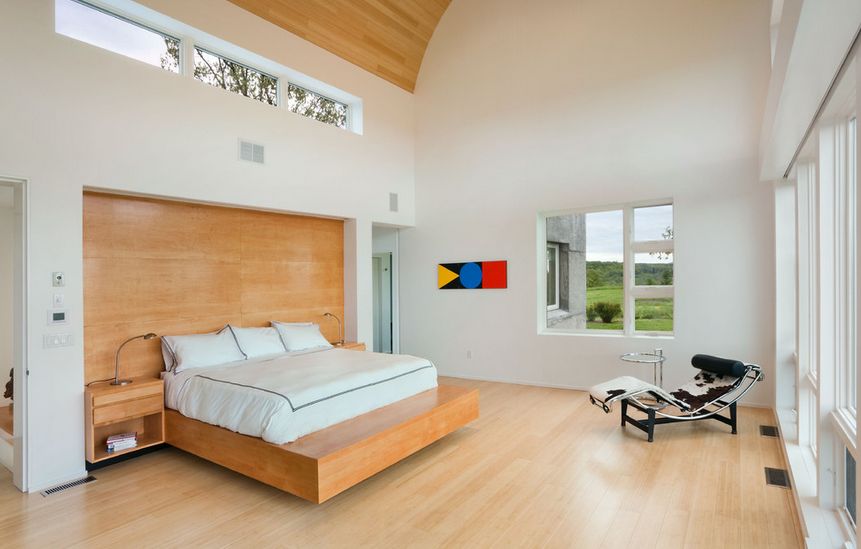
[323,312,344,346]
[112,333,157,386]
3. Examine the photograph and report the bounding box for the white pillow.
[162,326,246,373]
[231,326,286,358]
[271,321,333,352]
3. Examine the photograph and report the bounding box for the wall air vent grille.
[389,192,398,212]
[239,140,264,164]
[40,475,96,497]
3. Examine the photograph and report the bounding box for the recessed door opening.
[372,253,393,353]
[0,177,27,491]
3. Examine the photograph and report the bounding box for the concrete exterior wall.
[546,214,586,329]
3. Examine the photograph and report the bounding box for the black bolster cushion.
[691,354,747,377]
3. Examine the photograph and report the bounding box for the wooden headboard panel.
[83,192,344,383]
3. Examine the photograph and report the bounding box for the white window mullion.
[623,207,634,335]
[630,286,674,300]
[181,37,195,77]
[631,240,674,255]
[818,123,839,510]
[546,244,560,311]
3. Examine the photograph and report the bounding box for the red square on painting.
[481,261,507,288]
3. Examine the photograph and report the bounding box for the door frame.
[1,176,28,492]
[372,255,383,352]
[371,252,393,353]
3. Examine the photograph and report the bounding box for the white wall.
[0,0,415,490]
[0,188,12,405]
[402,0,776,405]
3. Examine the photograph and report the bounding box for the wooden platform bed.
[165,384,479,503]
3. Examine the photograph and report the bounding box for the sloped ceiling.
[227,0,451,92]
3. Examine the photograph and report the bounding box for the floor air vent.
[40,475,96,497]
[759,425,779,437]
[764,467,791,489]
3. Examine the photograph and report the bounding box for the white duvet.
[164,348,438,444]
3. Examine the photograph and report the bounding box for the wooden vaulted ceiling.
[227,0,451,92]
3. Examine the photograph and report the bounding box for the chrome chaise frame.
[620,363,764,442]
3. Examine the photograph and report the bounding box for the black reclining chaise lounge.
[589,354,764,442]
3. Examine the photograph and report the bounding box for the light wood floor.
[0,378,802,548]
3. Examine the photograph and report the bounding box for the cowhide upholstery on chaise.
[589,376,690,413]
[669,370,741,410]
[587,354,762,442]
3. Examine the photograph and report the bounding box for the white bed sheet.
[164,348,438,444]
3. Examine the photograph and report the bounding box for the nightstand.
[339,342,366,351]
[85,376,165,465]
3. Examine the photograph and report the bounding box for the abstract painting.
[438,260,507,289]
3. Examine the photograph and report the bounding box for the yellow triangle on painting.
[437,265,459,288]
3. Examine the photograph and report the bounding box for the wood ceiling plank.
[227,0,451,92]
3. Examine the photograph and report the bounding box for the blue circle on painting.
[459,262,482,289]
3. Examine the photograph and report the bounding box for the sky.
[585,205,672,262]
[55,0,172,69]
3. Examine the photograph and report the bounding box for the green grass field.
[585,286,673,332]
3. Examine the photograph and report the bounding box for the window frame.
[546,243,560,311]
[54,0,361,132]
[841,116,858,416]
[629,205,675,336]
[56,0,182,73]
[538,198,674,338]
[286,82,351,130]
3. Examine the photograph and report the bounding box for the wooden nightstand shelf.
[85,377,165,464]
[338,341,366,351]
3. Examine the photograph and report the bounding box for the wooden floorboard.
[0,378,802,548]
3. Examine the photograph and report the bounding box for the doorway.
[372,253,393,353]
[0,177,27,491]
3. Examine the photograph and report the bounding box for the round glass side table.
[620,348,666,388]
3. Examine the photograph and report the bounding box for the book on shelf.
[106,432,138,453]
[107,440,137,453]
[106,432,137,444]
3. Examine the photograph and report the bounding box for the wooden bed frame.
[84,194,479,502]
[165,384,479,503]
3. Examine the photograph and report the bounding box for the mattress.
[164,348,438,444]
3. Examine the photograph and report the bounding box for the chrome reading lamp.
[113,333,158,386]
[323,312,344,346]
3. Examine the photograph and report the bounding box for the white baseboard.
[440,371,590,392]
[439,371,771,408]
[28,469,90,494]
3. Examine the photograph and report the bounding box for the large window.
[542,202,673,335]
[779,52,858,547]
[54,0,356,131]
[55,0,179,73]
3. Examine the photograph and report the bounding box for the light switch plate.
[53,293,64,307]
[43,333,73,348]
